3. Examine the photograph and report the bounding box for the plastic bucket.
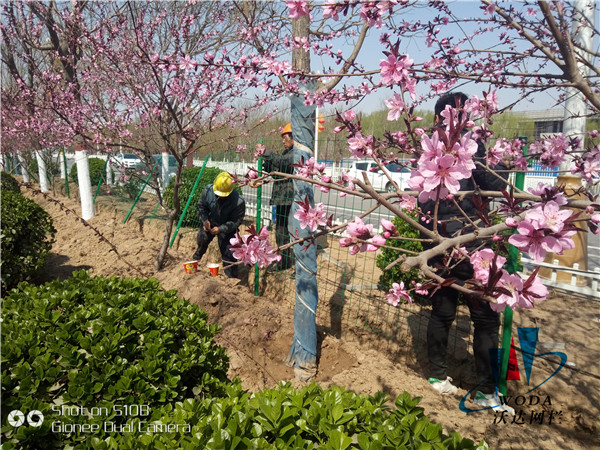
[207,263,219,276]
[183,261,198,274]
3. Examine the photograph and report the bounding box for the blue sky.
[318,1,599,114]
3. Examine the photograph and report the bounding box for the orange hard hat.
[281,123,292,136]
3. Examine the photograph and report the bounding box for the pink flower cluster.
[528,134,570,168]
[294,201,328,232]
[379,53,416,99]
[230,226,281,268]
[507,201,575,262]
[470,249,548,311]
[347,132,375,158]
[408,127,477,202]
[296,156,326,178]
[339,217,385,255]
[386,282,412,306]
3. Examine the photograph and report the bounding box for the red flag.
[507,337,521,381]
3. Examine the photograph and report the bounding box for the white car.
[111,153,141,169]
[346,160,411,193]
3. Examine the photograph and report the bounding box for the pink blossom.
[519,275,548,309]
[254,143,266,160]
[347,132,373,158]
[384,93,405,121]
[230,226,281,268]
[411,281,429,296]
[387,282,413,306]
[296,156,326,178]
[508,221,564,262]
[381,218,398,235]
[400,193,417,211]
[339,216,380,254]
[528,183,568,206]
[526,201,573,233]
[286,0,309,18]
[592,213,600,224]
[505,217,518,227]
[470,248,506,283]
[322,0,340,20]
[294,202,327,232]
[247,168,259,179]
[380,54,414,86]
[491,271,523,312]
[421,154,468,194]
[343,110,356,121]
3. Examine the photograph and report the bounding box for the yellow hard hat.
[213,172,234,197]
[281,123,292,136]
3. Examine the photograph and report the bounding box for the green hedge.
[0,272,230,449]
[0,190,56,290]
[376,211,425,295]
[91,383,488,449]
[70,158,107,187]
[1,172,21,193]
[164,166,222,227]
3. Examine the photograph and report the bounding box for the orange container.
[183,261,198,274]
[207,263,219,276]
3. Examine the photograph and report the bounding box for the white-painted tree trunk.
[106,156,113,186]
[18,153,30,183]
[59,151,66,179]
[75,146,95,220]
[36,150,49,192]
[162,150,169,190]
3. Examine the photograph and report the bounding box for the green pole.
[93,159,108,204]
[147,202,161,224]
[499,138,527,397]
[123,173,152,224]
[62,149,70,198]
[254,155,263,296]
[169,155,209,247]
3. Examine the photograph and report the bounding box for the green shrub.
[105,383,488,449]
[70,157,107,187]
[164,166,223,226]
[376,210,425,298]
[0,271,231,449]
[0,190,56,290]
[1,172,21,193]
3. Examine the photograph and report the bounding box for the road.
[242,183,600,272]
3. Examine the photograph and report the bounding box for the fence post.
[162,149,169,189]
[75,145,95,220]
[499,139,526,397]
[123,173,152,224]
[254,156,263,296]
[169,155,210,247]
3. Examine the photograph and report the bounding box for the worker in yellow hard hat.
[193,172,246,278]
[261,123,295,272]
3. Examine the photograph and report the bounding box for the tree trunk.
[154,210,177,271]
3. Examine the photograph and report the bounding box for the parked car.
[111,153,141,169]
[136,154,178,181]
[346,160,411,192]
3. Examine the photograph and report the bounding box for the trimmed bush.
[1,172,21,193]
[70,157,107,186]
[0,271,231,449]
[164,166,222,226]
[0,190,56,290]
[376,210,425,296]
[106,383,488,449]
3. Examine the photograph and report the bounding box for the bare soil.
[23,187,600,450]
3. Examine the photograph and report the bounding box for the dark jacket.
[262,147,294,206]
[419,140,509,243]
[196,185,246,235]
